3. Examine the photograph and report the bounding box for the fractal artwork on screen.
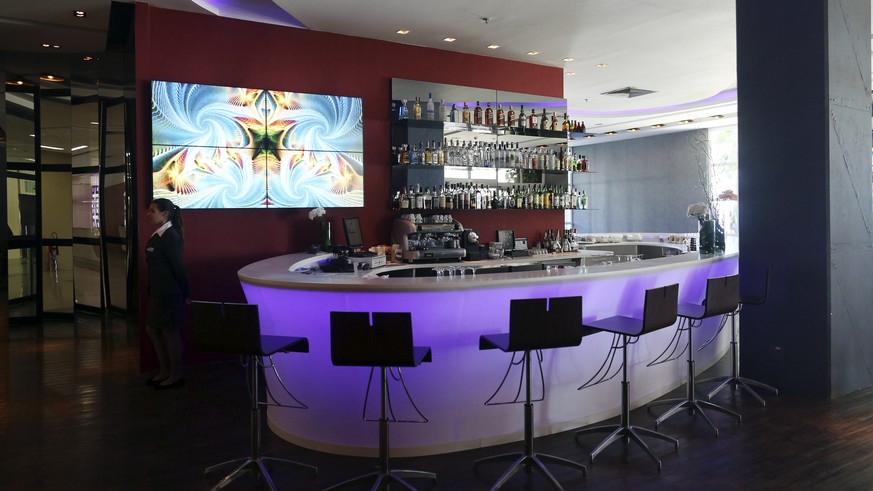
[151,80,364,208]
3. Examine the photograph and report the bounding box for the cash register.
[343,216,386,269]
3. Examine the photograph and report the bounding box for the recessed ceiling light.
[71,145,88,152]
[6,79,31,86]
[90,121,99,125]
[443,37,456,42]
[487,44,500,49]
[74,10,86,18]
[40,145,64,151]
[565,72,576,76]
[595,63,608,68]
[605,131,617,136]
[41,43,51,48]
[82,55,94,61]
[39,74,64,82]
[562,57,574,62]
[678,119,694,124]
[583,134,596,139]
[627,128,640,132]
[526,51,539,56]
[652,123,666,128]
[710,114,725,119]
[396,29,410,35]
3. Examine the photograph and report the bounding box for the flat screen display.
[151,80,364,208]
[343,216,363,249]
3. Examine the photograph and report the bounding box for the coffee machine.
[391,217,466,263]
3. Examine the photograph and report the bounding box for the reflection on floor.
[3,315,873,490]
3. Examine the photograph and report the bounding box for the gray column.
[737,0,873,397]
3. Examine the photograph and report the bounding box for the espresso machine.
[391,217,467,263]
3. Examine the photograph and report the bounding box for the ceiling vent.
[601,87,656,98]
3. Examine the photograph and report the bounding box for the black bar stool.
[574,284,680,470]
[475,296,588,491]
[190,301,317,491]
[326,311,436,491]
[646,274,743,436]
[699,266,778,405]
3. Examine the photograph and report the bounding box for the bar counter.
[238,251,738,457]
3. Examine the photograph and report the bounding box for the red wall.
[134,4,564,367]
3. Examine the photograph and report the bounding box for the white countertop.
[238,249,736,292]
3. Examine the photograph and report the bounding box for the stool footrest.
[475,452,586,491]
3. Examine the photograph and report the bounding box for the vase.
[714,220,726,254]
[698,219,715,254]
[319,221,332,252]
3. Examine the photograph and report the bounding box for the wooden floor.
[3,314,873,490]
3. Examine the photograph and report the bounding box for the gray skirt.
[147,294,185,331]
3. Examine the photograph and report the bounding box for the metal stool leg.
[476,351,586,490]
[205,355,317,491]
[576,336,677,470]
[699,312,778,406]
[647,318,742,437]
[325,367,436,491]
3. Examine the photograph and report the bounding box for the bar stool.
[646,274,743,436]
[475,296,588,491]
[190,301,317,491]
[574,284,680,470]
[699,266,778,405]
[326,311,436,491]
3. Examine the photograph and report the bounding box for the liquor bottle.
[485,102,493,125]
[400,186,409,209]
[431,186,439,210]
[437,141,445,166]
[438,186,446,209]
[392,190,401,210]
[400,144,409,165]
[529,109,537,129]
[496,104,505,126]
[580,121,586,133]
[518,105,527,128]
[450,104,460,123]
[426,92,435,120]
[562,113,569,132]
[424,141,432,165]
[462,102,471,124]
[439,99,447,121]
[507,105,515,126]
[409,143,418,165]
[580,190,588,209]
[550,113,558,131]
[581,155,589,172]
[540,109,548,129]
[413,96,422,120]
[474,101,483,125]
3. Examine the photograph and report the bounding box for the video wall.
[151,80,364,208]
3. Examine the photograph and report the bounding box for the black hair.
[151,198,185,241]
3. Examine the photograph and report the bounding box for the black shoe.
[154,378,185,390]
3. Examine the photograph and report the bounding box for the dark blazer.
[145,227,190,298]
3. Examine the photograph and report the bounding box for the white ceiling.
[0,0,861,144]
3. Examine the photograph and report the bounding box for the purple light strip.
[571,88,737,117]
[193,0,307,28]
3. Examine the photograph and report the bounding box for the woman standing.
[145,198,190,389]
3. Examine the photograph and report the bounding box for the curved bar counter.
[239,250,738,457]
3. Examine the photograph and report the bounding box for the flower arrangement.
[308,206,326,221]
[687,202,710,222]
[718,189,738,201]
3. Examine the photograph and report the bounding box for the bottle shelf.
[393,207,574,212]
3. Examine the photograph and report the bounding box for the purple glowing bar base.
[241,256,738,457]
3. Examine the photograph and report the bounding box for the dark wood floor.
[3,314,873,490]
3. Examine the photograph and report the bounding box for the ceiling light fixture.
[595,63,608,68]
[71,145,88,152]
[526,51,539,56]
[583,135,596,139]
[627,128,640,132]
[396,29,410,35]
[74,10,86,17]
[487,44,500,49]
[678,119,694,124]
[443,37,456,42]
[6,78,31,86]
[605,131,617,136]
[562,57,574,62]
[83,55,94,61]
[652,123,666,128]
[41,43,51,48]
[90,121,99,125]
[39,74,64,82]
[565,72,576,76]
[709,114,725,119]
[40,145,64,151]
